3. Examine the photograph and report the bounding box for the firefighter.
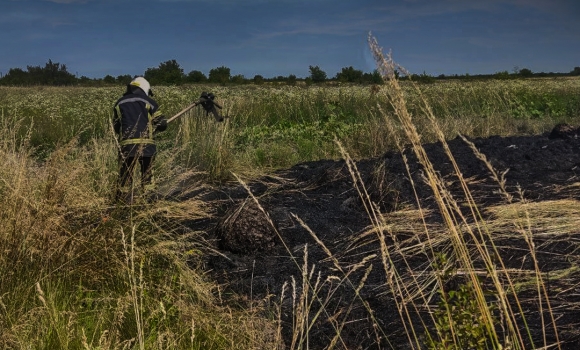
[113,77,168,203]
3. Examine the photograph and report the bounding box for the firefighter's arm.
[152,108,168,132]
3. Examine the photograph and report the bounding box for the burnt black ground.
[177,130,580,349]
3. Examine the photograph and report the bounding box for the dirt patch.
[179,129,580,349]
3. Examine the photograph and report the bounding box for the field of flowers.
[2,77,579,176]
[1,78,579,176]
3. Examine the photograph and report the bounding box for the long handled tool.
[167,102,198,124]
[167,92,227,124]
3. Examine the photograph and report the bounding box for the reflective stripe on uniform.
[114,104,122,118]
[115,96,158,146]
[119,138,155,146]
[145,103,154,139]
[116,97,152,106]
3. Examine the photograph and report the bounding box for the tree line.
[1,59,579,87]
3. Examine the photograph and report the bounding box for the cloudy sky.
[1,0,579,79]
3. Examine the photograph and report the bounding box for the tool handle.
[167,102,197,123]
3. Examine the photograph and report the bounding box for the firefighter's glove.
[154,118,168,132]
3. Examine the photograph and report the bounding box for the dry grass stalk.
[367,32,565,349]
[121,226,145,350]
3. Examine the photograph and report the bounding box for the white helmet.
[130,77,152,96]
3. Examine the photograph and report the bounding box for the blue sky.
[1,0,579,79]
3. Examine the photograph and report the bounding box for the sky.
[1,0,579,80]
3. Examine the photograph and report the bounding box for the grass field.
[1,59,580,349]
[2,74,579,178]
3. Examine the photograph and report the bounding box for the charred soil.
[178,129,580,349]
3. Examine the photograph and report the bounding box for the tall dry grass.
[0,111,280,349]
[360,33,563,349]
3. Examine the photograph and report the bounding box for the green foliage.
[0,86,116,157]
[234,100,365,167]
[103,74,132,85]
[208,66,231,84]
[364,69,384,84]
[510,89,580,119]
[116,74,133,85]
[253,74,265,85]
[145,59,184,85]
[186,70,208,83]
[1,57,579,87]
[103,74,116,84]
[287,74,297,86]
[336,66,364,83]
[426,253,499,350]
[309,65,327,83]
[494,70,512,80]
[519,68,534,77]
[0,60,77,86]
[236,118,361,151]
[231,74,247,84]
[411,71,436,84]
[428,282,498,350]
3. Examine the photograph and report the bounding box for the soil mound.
[215,198,278,254]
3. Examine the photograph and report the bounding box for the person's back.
[114,82,162,158]
[113,77,167,203]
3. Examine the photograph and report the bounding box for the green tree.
[116,74,133,85]
[253,74,265,85]
[411,71,435,84]
[518,68,534,77]
[0,60,76,85]
[103,75,116,84]
[272,75,286,83]
[362,70,384,84]
[39,59,76,85]
[570,67,580,76]
[309,65,327,83]
[208,66,231,84]
[144,59,184,85]
[335,66,364,83]
[370,69,386,84]
[28,60,76,85]
[494,70,511,80]
[185,70,207,83]
[0,67,28,85]
[231,74,247,84]
[78,76,93,84]
[287,74,297,86]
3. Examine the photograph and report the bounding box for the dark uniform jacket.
[113,88,165,157]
